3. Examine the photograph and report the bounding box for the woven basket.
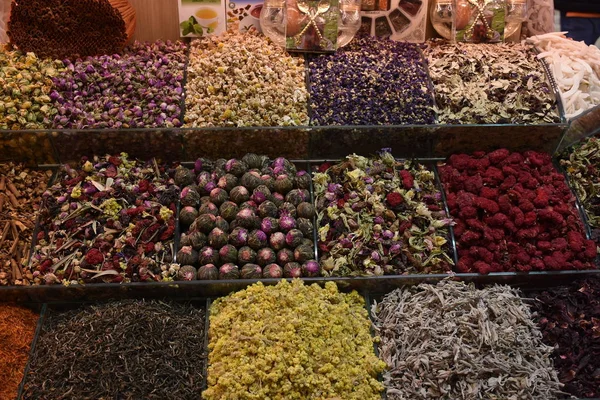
[109,0,136,42]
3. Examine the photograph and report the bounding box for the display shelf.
[557,104,600,153]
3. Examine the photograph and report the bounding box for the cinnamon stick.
[0,176,5,191]
[11,259,22,281]
[7,180,20,198]
[6,192,19,208]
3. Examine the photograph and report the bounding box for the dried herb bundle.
[532,278,600,398]
[372,280,562,399]
[560,136,600,241]
[23,300,206,400]
[309,35,435,125]
[0,305,38,400]
[29,154,178,285]
[0,163,53,286]
[425,40,560,124]
[8,0,127,59]
[314,149,454,276]
[205,280,386,399]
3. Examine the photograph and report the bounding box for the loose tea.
[314,149,453,276]
[439,149,596,273]
[0,305,38,400]
[372,280,562,399]
[425,40,560,124]
[22,300,206,400]
[0,163,53,286]
[29,154,179,285]
[532,278,600,398]
[204,280,386,399]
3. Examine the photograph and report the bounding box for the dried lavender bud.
[188,231,207,250]
[209,188,229,207]
[262,263,283,278]
[217,174,238,193]
[240,264,262,279]
[219,263,240,279]
[197,264,218,280]
[177,246,199,266]
[258,201,279,219]
[235,208,260,229]
[251,185,272,205]
[269,232,286,251]
[248,230,268,250]
[237,246,257,264]
[295,171,311,190]
[229,186,250,204]
[219,245,239,264]
[283,262,302,278]
[302,260,320,277]
[297,218,314,238]
[192,214,216,234]
[179,206,199,227]
[229,227,249,247]
[198,202,218,216]
[225,159,249,177]
[196,172,214,195]
[285,229,304,248]
[180,186,201,208]
[285,189,309,207]
[274,175,293,194]
[219,201,239,222]
[277,248,295,265]
[177,265,197,281]
[256,248,277,267]
[260,217,279,235]
[199,246,219,266]
[208,228,228,249]
[279,212,296,232]
[279,203,297,218]
[294,245,314,263]
[242,153,265,169]
[296,202,316,219]
[240,171,262,191]
[174,166,194,187]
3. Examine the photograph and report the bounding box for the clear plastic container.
[431,0,453,40]
[506,0,527,38]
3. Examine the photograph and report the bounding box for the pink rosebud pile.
[440,149,596,274]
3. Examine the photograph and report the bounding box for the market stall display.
[22,300,206,399]
[204,280,386,399]
[0,163,53,286]
[439,149,596,273]
[28,154,179,285]
[372,280,562,399]
[314,149,454,276]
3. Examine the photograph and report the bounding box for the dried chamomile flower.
[204,280,386,400]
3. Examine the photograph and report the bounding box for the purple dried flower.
[229,227,249,247]
[279,212,296,232]
[269,232,286,251]
[262,263,283,278]
[302,260,320,277]
[261,217,280,235]
[248,230,268,250]
[285,229,305,248]
[199,246,219,265]
[283,262,302,278]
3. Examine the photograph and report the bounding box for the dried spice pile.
[528,32,600,120]
[0,163,53,286]
[314,150,453,276]
[175,154,318,280]
[8,0,127,60]
[425,41,560,124]
[0,305,38,400]
[29,154,179,285]
[184,31,309,127]
[561,136,600,242]
[372,280,562,399]
[23,300,206,400]
[51,41,187,129]
[532,278,600,398]
[0,50,65,130]
[309,35,435,125]
[440,149,596,273]
[204,280,386,399]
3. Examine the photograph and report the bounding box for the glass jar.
[260,0,287,47]
[431,0,453,40]
[338,0,362,47]
[505,0,527,38]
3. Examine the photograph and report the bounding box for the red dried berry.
[385,192,404,207]
[399,170,414,189]
[85,248,104,265]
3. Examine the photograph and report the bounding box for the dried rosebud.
[215,216,229,233]
[177,246,199,266]
[283,262,303,278]
[225,159,249,177]
[236,208,260,229]
[209,188,229,206]
[279,202,297,218]
[199,246,219,266]
[294,244,314,263]
[196,172,214,195]
[269,232,286,251]
[194,158,205,174]
[297,218,314,238]
[261,217,280,235]
[192,213,217,234]
[274,175,293,194]
[179,206,199,227]
[240,171,262,191]
[218,174,239,193]
[239,201,258,212]
[271,192,285,207]
[277,248,295,265]
[302,260,320,277]
[297,202,316,219]
[219,263,240,279]
[263,263,283,278]
[174,166,194,187]
[286,189,309,207]
[197,264,218,280]
[177,265,197,281]
[286,229,305,248]
[219,244,239,264]
[198,202,219,216]
[230,186,250,204]
[238,246,257,264]
[229,227,249,247]
[258,200,279,218]
[248,230,268,250]
[279,212,297,232]
[251,185,272,205]
[242,153,265,169]
[260,175,275,191]
[220,201,239,222]
[240,263,263,279]
[257,248,277,266]
[181,186,201,207]
[208,228,228,249]
[187,231,208,250]
[295,170,311,190]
